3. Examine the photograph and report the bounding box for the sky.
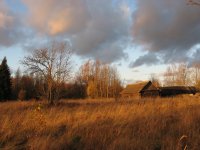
[0,0,200,84]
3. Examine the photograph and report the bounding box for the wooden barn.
[120,81,159,98]
[121,81,200,98]
[139,81,160,97]
[120,81,149,98]
[159,86,198,97]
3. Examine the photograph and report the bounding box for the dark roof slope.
[159,86,199,95]
[139,81,159,93]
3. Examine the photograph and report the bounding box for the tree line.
[163,63,200,87]
[0,41,123,103]
[76,60,122,99]
[4,41,200,103]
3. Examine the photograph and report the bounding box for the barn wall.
[121,93,140,99]
[141,90,160,97]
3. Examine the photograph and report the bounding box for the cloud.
[2,0,200,67]
[0,0,28,48]
[129,52,160,68]
[132,0,200,63]
[189,47,200,66]
[0,0,15,46]
[0,12,12,29]
[22,0,90,35]
[22,0,132,62]
[132,69,139,73]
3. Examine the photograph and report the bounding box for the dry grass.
[1,97,200,150]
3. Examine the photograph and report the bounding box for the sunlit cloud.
[20,0,132,62]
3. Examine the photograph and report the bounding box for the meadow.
[1,97,200,150]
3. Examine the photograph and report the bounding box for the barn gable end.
[120,81,149,98]
[139,81,160,97]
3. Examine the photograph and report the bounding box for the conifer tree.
[0,57,12,101]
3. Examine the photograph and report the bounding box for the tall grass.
[0,97,200,149]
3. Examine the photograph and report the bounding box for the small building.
[159,86,198,97]
[120,81,160,98]
[139,81,160,97]
[120,81,149,98]
[120,81,200,98]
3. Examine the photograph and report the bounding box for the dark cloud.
[21,0,132,63]
[5,0,200,66]
[129,52,160,68]
[132,0,200,64]
[0,0,132,63]
[71,0,131,62]
[0,18,27,48]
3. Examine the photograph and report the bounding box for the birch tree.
[191,64,200,87]
[77,60,122,99]
[163,63,191,86]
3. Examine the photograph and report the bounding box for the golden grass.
[1,97,200,150]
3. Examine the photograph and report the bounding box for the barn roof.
[139,81,159,93]
[120,81,200,97]
[120,81,149,95]
[120,81,160,95]
[160,86,199,94]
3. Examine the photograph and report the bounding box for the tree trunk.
[48,81,54,105]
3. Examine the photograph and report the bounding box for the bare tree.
[190,64,200,87]
[163,64,177,86]
[176,63,190,85]
[22,41,72,104]
[149,73,161,87]
[163,63,192,86]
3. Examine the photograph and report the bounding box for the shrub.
[18,89,26,101]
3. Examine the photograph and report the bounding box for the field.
[1,97,200,150]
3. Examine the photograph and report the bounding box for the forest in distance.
[1,41,200,103]
[0,41,123,103]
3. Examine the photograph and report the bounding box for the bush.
[18,89,26,101]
